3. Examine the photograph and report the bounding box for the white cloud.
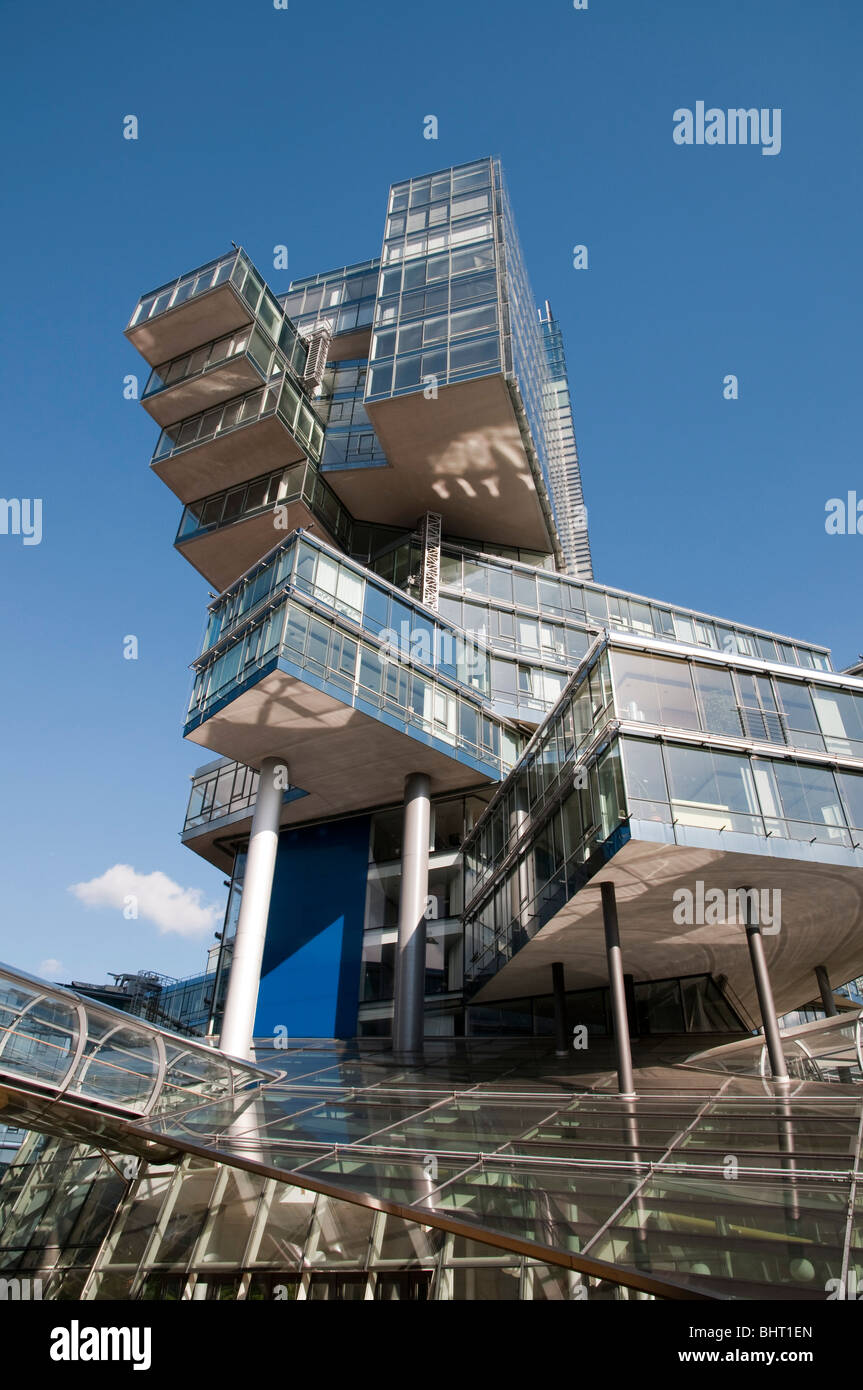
[37,959,64,979]
[69,865,222,938]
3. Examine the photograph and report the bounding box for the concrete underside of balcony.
[126,283,251,365]
[325,325,372,361]
[470,828,863,1021]
[142,355,261,428]
[176,502,341,591]
[185,662,497,825]
[152,418,307,503]
[342,375,555,551]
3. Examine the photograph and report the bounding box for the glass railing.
[199,531,494,695]
[0,965,267,1117]
[186,585,519,780]
[176,460,352,553]
[128,249,238,329]
[143,318,307,404]
[153,371,324,467]
[128,248,309,384]
[183,759,259,833]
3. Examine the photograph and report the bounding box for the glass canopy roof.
[2,964,861,1301]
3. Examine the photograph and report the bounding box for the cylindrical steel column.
[815,964,839,1017]
[742,888,789,1082]
[393,773,431,1061]
[600,881,636,1098]
[551,961,568,1058]
[219,757,284,1061]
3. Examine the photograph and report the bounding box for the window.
[734,672,785,742]
[450,271,497,306]
[611,651,699,730]
[772,763,846,842]
[394,355,423,391]
[812,688,863,756]
[585,590,609,624]
[513,573,537,610]
[775,680,824,750]
[664,745,760,832]
[837,771,863,833]
[449,336,498,372]
[450,303,497,338]
[621,738,668,810]
[451,191,490,219]
[358,646,383,694]
[565,628,589,662]
[517,617,539,651]
[487,566,513,603]
[492,658,517,696]
[692,665,741,738]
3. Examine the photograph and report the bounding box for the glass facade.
[434,542,832,674]
[367,160,502,400]
[129,247,309,381]
[462,635,863,989]
[610,647,858,756]
[316,358,387,473]
[280,260,379,341]
[176,459,352,552]
[540,303,593,578]
[186,533,520,782]
[143,319,306,410]
[184,759,260,833]
[152,372,324,470]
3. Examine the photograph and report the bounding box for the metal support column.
[741,887,789,1082]
[600,882,636,1098]
[219,756,284,1061]
[551,961,568,1058]
[393,773,431,1062]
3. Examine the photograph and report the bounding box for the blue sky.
[1,0,859,985]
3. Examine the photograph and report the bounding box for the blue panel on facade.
[254,817,370,1039]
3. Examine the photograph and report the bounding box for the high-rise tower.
[120,157,863,1069]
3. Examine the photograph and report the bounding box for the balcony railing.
[198,531,492,689]
[184,759,259,834]
[128,250,238,330]
[153,373,324,469]
[186,554,520,781]
[176,460,352,553]
[128,247,309,376]
[142,317,309,426]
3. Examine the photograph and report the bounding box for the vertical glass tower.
[540,301,593,578]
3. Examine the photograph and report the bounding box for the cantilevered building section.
[540,302,593,578]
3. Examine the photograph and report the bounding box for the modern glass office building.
[2,158,863,1301]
